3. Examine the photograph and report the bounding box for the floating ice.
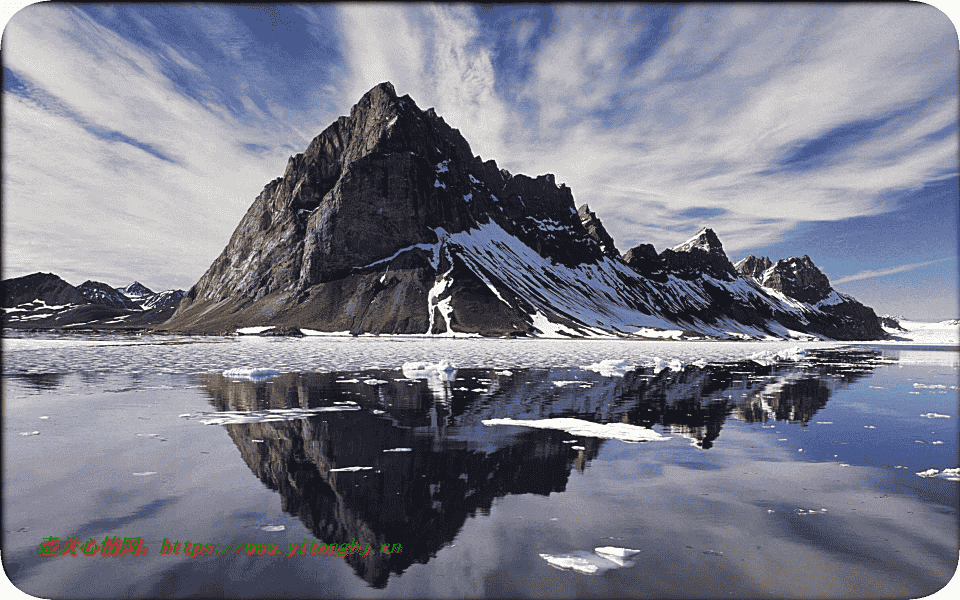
[181,406,360,425]
[336,378,360,384]
[553,381,580,387]
[571,445,585,451]
[539,546,641,574]
[222,367,281,381]
[39,416,50,420]
[402,361,457,381]
[261,525,285,532]
[383,447,412,453]
[747,346,807,366]
[482,417,670,442]
[329,466,373,472]
[916,469,940,478]
[652,358,685,374]
[496,370,513,376]
[19,431,40,436]
[132,472,157,476]
[363,379,389,385]
[920,413,950,419]
[581,359,635,377]
[815,421,833,425]
[594,546,641,566]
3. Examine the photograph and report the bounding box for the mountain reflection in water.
[189,348,887,588]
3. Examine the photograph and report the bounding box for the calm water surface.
[2,335,958,598]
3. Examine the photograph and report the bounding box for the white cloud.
[832,258,954,285]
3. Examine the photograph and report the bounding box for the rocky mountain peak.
[659,228,737,281]
[760,255,832,304]
[577,204,620,258]
[121,281,154,297]
[672,227,724,254]
[734,255,772,281]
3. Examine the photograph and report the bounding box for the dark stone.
[659,228,738,281]
[1,272,87,308]
[734,255,772,281]
[760,256,832,304]
[257,326,305,337]
[578,204,620,258]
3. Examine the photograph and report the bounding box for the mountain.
[1,273,185,330]
[120,281,154,300]
[159,81,882,340]
[78,280,142,309]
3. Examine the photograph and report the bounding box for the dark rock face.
[734,255,772,281]
[578,204,619,258]
[140,289,185,310]
[658,228,739,281]
[1,273,86,308]
[157,82,884,341]
[622,244,666,281]
[879,315,906,331]
[163,82,598,334]
[759,256,832,304]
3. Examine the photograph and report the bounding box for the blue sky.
[2,2,958,319]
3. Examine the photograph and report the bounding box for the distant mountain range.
[3,83,887,340]
[1,273,184,330]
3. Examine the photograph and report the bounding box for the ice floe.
[916,467,960,481]
[19,431,40,436]
[481,417,670,442]
[363,379,389,385]
[651,357,685,374]
[383,447,412,453]
[539,547,641,574]
[746,346,807,366]
[402,361,457,381]
[222,367,281,381]
[581,359,635,377]
[329,466,373,472]
[132,472,157,476]
[920,412,950,419]
[180,406,360,425]
[261,525,285,532]
[553,381,580,387]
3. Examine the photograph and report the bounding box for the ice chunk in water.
[222,367,281,380]
[330,466,373,472]
[402,361,457,381]
[482,417,670,442]
[261,525,285,532]
[539,547,640,574]
[916,469,940,478]
[581,359,635,377]
[920,412,950,419]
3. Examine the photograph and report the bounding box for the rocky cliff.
[159,82,882,341]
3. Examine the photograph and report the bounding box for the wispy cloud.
[832,258,954,284]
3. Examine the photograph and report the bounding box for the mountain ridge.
[156,81,882,340]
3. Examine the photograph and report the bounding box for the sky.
[2,2,958,320]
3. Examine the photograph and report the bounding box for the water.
[2,334,958,598]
